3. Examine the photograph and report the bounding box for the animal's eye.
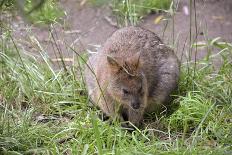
[122,88,129,95]
[138,86,142,93]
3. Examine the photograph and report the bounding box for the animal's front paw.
[129,119,142,128]
[98,112,110,121]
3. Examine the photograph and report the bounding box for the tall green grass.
[0,0,64,24]
[25,0,64,24]
[90,0,173,26]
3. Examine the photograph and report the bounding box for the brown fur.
[84,26,180,127]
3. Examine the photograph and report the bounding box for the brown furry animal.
[84,26,179,127]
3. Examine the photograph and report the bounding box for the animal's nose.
[131,102,140,109]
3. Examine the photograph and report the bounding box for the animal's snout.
[131,102,140,109]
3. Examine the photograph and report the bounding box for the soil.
[10,0,232,65]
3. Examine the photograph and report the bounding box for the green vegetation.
[0,26,231,154]
[90,0,172,26]
[25,0,64,24]
[0,0,64,24]
[118,0,172,26]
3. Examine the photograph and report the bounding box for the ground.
[11,0,232,65]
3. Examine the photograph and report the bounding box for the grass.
[120,0,173,26]
[0,0,64,24]
[25,0,64,24]
[90,0,173,26]
[0,0,232,154]
[0,26,232,154]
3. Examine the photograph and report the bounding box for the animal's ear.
[107,55,122,69]
[107,56,119,66]
[127,52,141,69]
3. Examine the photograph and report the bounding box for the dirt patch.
[141,0,232,60]
[10,0,232,65]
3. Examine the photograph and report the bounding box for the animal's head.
[106,52,147,110]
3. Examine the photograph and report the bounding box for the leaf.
[154,15,164,24]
